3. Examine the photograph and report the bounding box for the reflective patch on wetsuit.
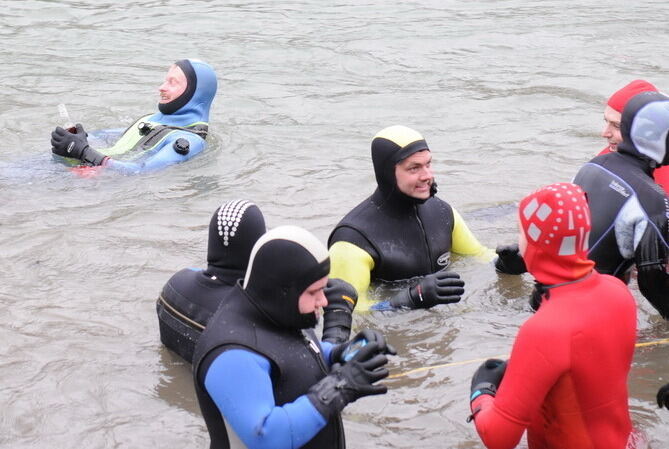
[536,203,552,221]
[528,223,541,241]
[523,198,539,219]
[558,235,576,256]
[614,195,648,259]
[608,180,631,198]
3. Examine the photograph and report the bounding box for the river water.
[1,1,669,447]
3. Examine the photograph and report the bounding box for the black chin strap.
[530,271,594,312]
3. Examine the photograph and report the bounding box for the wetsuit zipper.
[301,331,329,374]
[301,330,346,448]
[414,204,434,272]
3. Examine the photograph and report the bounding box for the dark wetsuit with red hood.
[597,80,669,194]
[575,91,669,318]
[470,183,637,449]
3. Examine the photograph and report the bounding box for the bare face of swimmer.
[298,276,329,320]
[395,150,433,200]
[602,105,622,152]
[518,218,528,258]
[159,65,187,104]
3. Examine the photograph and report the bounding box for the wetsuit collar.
[371,181,437,211]
[203,266,245,285]
[531,270,595,312]
[542,270,594,291]
[612,150,655,176]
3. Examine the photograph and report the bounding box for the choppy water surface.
[2,1,669,447]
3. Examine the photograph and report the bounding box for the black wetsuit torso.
[573,151,669,316]
[329,188,455,281]
[192,284,345,449]
[157,266,242,363]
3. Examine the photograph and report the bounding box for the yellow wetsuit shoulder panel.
[328,241,375,311]
[451,208,495,262]
[100,115,152,157]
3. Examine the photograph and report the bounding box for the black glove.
[390,270,465,309]
[307,341,389,420]
[321,278,358,344]
[494,243,527,275]
[330,329,397,364]
[529,281,550,312]
[657,383,669,409]
[51,124,107,166]
[470,358,507,402]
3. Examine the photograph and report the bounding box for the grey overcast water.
[1,1,669,447]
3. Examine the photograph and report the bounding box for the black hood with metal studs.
[205,200,266,283]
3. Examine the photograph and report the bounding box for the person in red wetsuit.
[468,183,638,449]
[598,79,669,193]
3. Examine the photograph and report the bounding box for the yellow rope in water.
[634,337,669,348]
[388,337,669,380]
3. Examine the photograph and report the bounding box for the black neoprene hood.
[206,200,266,273]
[243,227,330,329]
[371,125,435,204]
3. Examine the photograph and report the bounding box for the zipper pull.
[302,331,321,355]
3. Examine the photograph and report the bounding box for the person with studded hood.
[468,183,638,449]
[157,200,266,363]
[328,125,492,311]
[50,59,217,174]
[572,91,669,318]
[192,225,395,449]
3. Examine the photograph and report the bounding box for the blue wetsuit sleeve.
[320,341,334,365]
[370,300,395,311]
[204,349,327,449]
[104,133,206,174]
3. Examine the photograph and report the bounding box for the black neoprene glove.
[470,358,507,403]
[321,278,358,344]
[390,270,465,309]
[307,341,389,420]
[330,329,397,364]
[51,124,107,166]
[529,282,548,312]
[494,243,527,275]
[657,383,669,409]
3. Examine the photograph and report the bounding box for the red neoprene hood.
[607,80,657,113]
[519,183,595,285]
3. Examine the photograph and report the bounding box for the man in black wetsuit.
[192,225,394,449]
[158,200,357,363]
[497,92,669,318]
[328,125,491,312]
[572,91,669,318]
